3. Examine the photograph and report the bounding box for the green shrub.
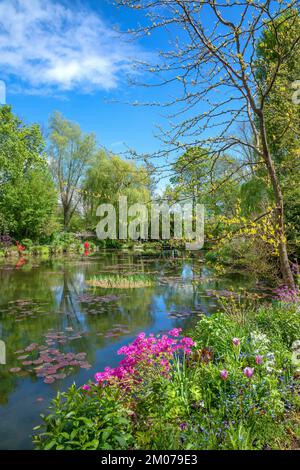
[20,238,34,249]
[33,384,134,450]
[252,304,300,348]
[51,232,81,252]
[30,245,51,256]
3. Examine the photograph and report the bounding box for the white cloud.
[0,0,140,94]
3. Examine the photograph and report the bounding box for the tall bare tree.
[118,0,300,289]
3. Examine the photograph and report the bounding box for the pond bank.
[34,302,300,450]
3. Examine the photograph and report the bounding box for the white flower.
[250,331,270,354]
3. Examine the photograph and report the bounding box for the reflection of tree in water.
[83,286,157,342]
[155,259,220,327]
[0,263,57,308]
[58,270,81,327]
[0,260,61,403]
[0,305,61,404]
[54,264,157,367]
[0,262,89,404]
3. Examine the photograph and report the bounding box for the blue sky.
[0,0,172,158]
[0,0,265,182]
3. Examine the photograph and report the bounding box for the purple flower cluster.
[0,235,13,247]
[83,328,194,390]
[274,285,299,303]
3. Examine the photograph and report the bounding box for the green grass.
[87,273,154,289]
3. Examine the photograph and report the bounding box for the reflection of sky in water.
[181,264,194,280]
[0,252,257,449]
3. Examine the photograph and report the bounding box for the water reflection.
[0,251,256,449]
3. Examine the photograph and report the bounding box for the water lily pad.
[44,377,55,384]
[10,367,21,373]
[52,373,66,380]
[76,352,87,360]
[25,343,39,352]
[80,363,92,369]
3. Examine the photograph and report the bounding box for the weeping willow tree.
[117,0,300,289]
[82,150,152,232]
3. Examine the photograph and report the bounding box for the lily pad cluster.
[77,293,120,303]
[44,329,87,345]
[0,299,51,321]
[168,308,203,319]
[10,331,92,384]
[101,324,131,338]
[77,293,121,315]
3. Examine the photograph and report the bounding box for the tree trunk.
[63,205,71,231]
[259,114,296,290]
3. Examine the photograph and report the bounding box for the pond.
[0,250,257,449]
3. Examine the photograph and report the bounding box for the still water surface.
[0,251,255,449]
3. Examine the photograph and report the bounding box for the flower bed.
[33,304,300,450]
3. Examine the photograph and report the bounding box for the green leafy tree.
[49,112,97,230]
[169,147,241,218]
[0,105,57,240]
[83,150,151,232]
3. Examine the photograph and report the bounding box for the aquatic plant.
[10,330,92,383]
[87,273,154,289]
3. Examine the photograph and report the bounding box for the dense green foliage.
[34,303,300,450]
[83,150,151,231]
[0,106,57,240]
[34,385,133,450]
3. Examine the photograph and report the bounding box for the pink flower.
[255,355,263,365]
[82,384,91,391]
[243,367,254,378]
[92,330,194,388]
[232,338,241,346]
[220,369,229,380]
[94,372,105,382]
[160,358,170,371]
[168,328,182,337]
